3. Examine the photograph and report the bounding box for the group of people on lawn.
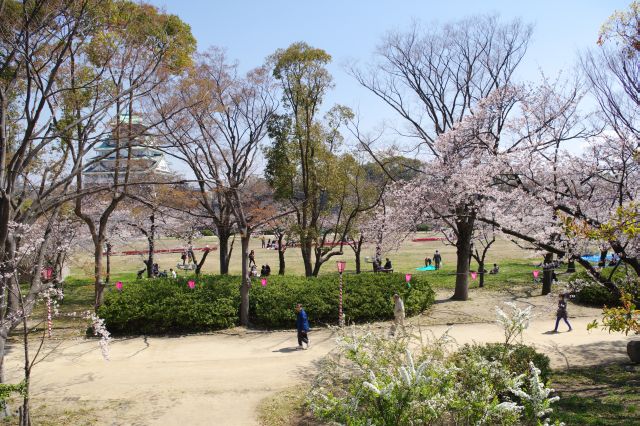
[248,250,272,277]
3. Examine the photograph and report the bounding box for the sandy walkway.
[4,289,634,425]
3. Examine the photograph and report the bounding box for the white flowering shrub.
[89,313,112,361]
[308,327,561,425]
[495,302,532,345]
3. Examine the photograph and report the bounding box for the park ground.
[4,287,639,425]
[3,235,638,425]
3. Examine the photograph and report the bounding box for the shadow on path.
[272,347,301,353]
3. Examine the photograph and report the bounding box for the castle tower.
[83,114,172,183]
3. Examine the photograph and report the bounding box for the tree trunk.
[354,235,363,274]
[598,249,608,267]
[311,247,324,277]
[0,329,7,384]
[20,315,30,426]
[452,212,474,301]
[5,238,18,316]
[542,252,554,295]
[94,241,105,311]
[301,239,313,277]
[194,248,211,276]
[478,261,485,288]
[217,227,232,275]
[240,234,251,326]
[146,213,155,278]
[277,233,285,275]
[105,243,111,285]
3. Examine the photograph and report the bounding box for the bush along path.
[98,273,435,334]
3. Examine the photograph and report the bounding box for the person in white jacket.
[391,293,405,336]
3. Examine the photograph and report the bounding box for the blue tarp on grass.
[581,254,613,263]
[416,265,437,271]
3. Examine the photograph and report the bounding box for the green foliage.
[588,291,640,335]
[363,156,425,183]
[0,382,26,410]
[453,343,551,383]
[416,223,432,232]
[576,283,622,307]
[99,273,435,334]
[86,0,196,73]
[569,269,631,307]
[200,229,214,237]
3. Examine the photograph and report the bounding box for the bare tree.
[157,49,278,325]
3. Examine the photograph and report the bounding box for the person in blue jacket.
[295,303,310,350]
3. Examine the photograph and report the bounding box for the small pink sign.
[532,270,540,279]
[470,271,477,280]
[188,280,195,289]
[405,274,412,283]
[115,281,123,291]
[261,278,267,287]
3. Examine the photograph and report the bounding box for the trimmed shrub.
[200,229,215,237]
[251,273,434,328]
[99,276,240,334]
[453,342,551,383]
[99,273,435,334]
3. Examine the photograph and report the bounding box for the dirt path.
[5,289,633,425]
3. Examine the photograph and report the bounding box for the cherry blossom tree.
[350,15,533,299]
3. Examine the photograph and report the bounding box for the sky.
[147,0,629,170]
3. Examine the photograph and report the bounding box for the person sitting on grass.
[260,265,267,276]
[424,257,432,267]
[264,264,271,276]
[489,263,499,274]
[383,258,393,272]
[170,268,177,279]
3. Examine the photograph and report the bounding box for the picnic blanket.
[415,265,436,271]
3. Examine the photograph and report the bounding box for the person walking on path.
[390,294,405,336]
[261,236,266,248]
[295,303,310,349]
[433,250,442,270]
[249,250,256,267]
[553,293,572,332]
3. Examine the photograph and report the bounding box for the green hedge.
[99,273,435,334]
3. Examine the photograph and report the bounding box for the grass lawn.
[67,232,545,285]
[552,363,640,425]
